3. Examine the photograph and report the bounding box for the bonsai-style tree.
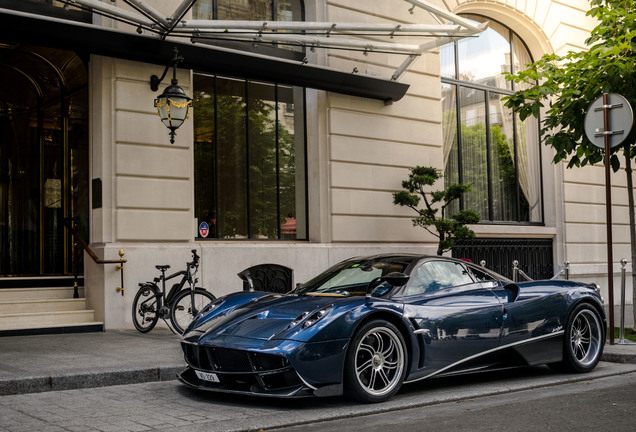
[503,0,636,329]
[393,166,480,255]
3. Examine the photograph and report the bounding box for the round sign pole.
[584,93,633,345]
[602,93,615,345]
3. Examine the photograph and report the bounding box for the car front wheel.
[344,320,407,403]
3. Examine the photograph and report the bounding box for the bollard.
[512,260,519,283]
[616,259,634,345]
[564,261,569,281]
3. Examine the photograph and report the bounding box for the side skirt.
[404,331,564,384]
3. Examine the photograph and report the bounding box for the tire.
[132,284,160,333]
[169,288,216,334]
[557,303,605,373]
[344,320,407,403]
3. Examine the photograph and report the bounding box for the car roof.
[345,253,511,282]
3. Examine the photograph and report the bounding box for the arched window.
[193,1,307,240]
[441,15,543,224]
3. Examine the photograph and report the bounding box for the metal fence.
[452,238,554,281]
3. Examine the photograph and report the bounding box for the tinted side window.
[469,266,498,281]
[405,261,474,296]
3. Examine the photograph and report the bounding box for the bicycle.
[132,249,216,334]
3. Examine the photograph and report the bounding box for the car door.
[469,265,565,364]
[401,260,504,379]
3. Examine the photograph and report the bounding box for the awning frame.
[71,0,486,82]
[1,0,486,102]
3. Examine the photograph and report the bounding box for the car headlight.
[199,298,224,315]
[289,305,334,330]
[302,306,333,328]
[290,310,311,327]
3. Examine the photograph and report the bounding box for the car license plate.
[195,370,220,383]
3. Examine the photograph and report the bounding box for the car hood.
[185,292,354,343]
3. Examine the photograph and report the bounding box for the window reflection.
[193,74,306,240]
[218,0,272,20]
[458,16,512,91]
[193,0,302,21]
[459,87,488,219]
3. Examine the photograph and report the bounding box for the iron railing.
[64,218,126,297]
[452,238,553,280]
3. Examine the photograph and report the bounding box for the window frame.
[193,73,309,241]
[441,14,545,225]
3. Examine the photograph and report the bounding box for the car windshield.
[295,257,413,297]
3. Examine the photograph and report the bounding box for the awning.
[0,7,409,102]
[0,1,485,103]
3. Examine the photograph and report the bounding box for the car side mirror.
[381,272,410,286]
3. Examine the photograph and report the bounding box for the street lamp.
[151,47,192,144]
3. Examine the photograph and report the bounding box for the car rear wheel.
[344,320,407,403]
[558,303,604,373]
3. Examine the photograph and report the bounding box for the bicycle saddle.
[155,265,170,272]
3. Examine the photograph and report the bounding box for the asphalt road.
[277,372,636,432]
[1,363,636,432]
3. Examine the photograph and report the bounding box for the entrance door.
[0,43,88,276]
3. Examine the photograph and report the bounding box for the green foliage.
[503,0,636,170]
[393,166,480,255]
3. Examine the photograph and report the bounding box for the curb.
[602,352,636,364]
[0,365,184,396]
[1,350,635,397]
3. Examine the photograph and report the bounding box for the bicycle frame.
[154,258,199,309]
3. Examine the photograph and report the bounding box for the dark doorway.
[0,42,88,276]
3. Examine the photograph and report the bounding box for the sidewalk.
[0,329,184,396]
[1,317,636,397]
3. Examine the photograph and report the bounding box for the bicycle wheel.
[132,284,160,333]
[169,288,216,334]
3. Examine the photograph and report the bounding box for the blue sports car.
[178,254,606,403]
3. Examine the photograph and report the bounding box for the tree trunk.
[623,146,636,331]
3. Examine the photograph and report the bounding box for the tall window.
[193,75,307,240]
[193,0,307,240]
[441,15,543,223]
[193,0,303,21]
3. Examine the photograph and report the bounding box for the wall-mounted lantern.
[151,47,192,144]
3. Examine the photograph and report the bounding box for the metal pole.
[616,259,634,344]
[602,93,616,345]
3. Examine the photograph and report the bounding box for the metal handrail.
[64,218,126,298]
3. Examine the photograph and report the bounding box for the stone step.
[0,310,98,330]
[0,322,104,337]
[0,298,88,314]
[0,286,103,335]
[0,287,84,301]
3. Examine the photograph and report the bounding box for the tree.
[503,0,636,329]
[393,166,480,255]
